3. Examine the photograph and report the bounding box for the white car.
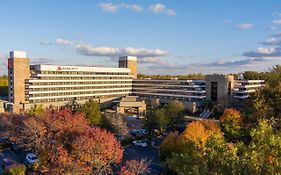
[25,153,38,166]
[132,140,148,147]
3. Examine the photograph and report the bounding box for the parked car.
[138,129,148,135]
[25,153,38,166]
[130,129,149,137]
[132,140,148,147]
[1,158,17,170]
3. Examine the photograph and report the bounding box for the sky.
[1,0,281,75]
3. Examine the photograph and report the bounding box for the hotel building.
[233,80,265,99]
[5,51,265,113]
[8,51,134,112]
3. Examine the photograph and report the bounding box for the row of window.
[26,81,132,86]
[35,76,131,80]
[132,86,205,91]
[28,85,132,92]
[27,90,131,97]
[133,81,205,86]
[133,93,204,101]
[133,90,205,96]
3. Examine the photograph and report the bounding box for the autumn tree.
[162,120,240,175]
[220,108,243,140]
[120,158,151,175]
[79,99,101,125]
[7,109,123,174]
[160,131,184,161]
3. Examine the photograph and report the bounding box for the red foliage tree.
[6,109,123,174]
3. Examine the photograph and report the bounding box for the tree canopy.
[4,109,123,174]
[79,100,101,125]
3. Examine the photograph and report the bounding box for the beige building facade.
[118,56,137,78]
[205,74,234,103]
[8,51,30,112]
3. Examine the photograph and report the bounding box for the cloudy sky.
[1,0,281,75]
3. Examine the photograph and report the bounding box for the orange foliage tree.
[220,108,243,140]
[120,159,151,175]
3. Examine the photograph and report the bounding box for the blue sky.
[1,0,281,75]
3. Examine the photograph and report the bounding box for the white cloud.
[55,38,74,46]
[273,19,281,25]
[149,3,176,16]
[41,38,169,58]
[236,23,254,30]
[75,44,168,58]
[97,3,119,13]
[243,47,281,57]
[97,3,143,13]
[121,4,143,12]
[260,38,281,46]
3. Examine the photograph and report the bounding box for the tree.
[2,164,26,175]
[0,75,8,96]
[155,108,169,132]
[7,109,123,174]
[162,121,239,175]
[182,120,222,147]
[100,113,128,138]
[241,119,281,175]
[165,100,184,125]
[220,108,243,140]
[79,100,101,125]
[143,108,169,133]
[160,131,184,161]
[72,128,123,174]
[120,159,151,175]
[26,104,45,117]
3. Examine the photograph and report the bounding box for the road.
[0,148,31,173]
[122,136,165,174]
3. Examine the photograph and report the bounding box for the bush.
[3,164,26,175]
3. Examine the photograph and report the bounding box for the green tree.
[241,119,281,175]
[165,100,184,125]
[26,104,45,117]
[79,100,101,125]
[144,108,169,133]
